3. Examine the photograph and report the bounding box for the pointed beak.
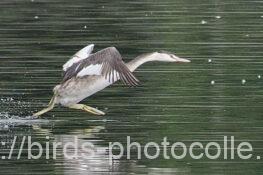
[174,56,191,63]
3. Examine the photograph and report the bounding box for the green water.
[0,0,262,174]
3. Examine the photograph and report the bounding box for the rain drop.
[208,59,212,63]
[258,75,261,79]
[215,16,221,19]
[201,20,207,24]
[242,79,246,84]
[84,25,87,29]
[34,15,39,19]
[211,80,215,85]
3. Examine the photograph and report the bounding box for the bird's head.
[153,51,191,63]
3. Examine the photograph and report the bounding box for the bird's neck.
[126,52,157,72]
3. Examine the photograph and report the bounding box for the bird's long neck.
[126,52,157,72]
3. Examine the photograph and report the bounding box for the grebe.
[33,44,190,117]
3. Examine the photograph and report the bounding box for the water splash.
[0,97,35,116]
[0,112,49,129]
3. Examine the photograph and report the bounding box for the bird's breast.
[56,75,115,106]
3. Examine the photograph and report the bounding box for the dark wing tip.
[61,62,82,83]
[119,66,140,87]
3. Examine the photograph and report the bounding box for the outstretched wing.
[62,47,139,86]
[63,44,94,71]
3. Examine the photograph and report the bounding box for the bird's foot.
[83,105,105,115]
[69,104,105,116]
[33,106,53,118]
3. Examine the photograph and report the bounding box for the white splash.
[0,112,49,130]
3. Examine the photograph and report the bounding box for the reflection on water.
[0,0,263,174]
[42,126,117,174]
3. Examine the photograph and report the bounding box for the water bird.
[33,44,190,117]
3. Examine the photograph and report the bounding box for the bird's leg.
[69,104,105,115]
[33,103,54,117]
[33,95,56,117]
[48,94,56,106]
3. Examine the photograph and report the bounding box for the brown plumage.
[62,47,139,86]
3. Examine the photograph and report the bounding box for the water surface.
[0,0,262,174]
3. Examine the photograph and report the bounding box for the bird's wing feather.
[63,44,95,71]
[62,47,139,86]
